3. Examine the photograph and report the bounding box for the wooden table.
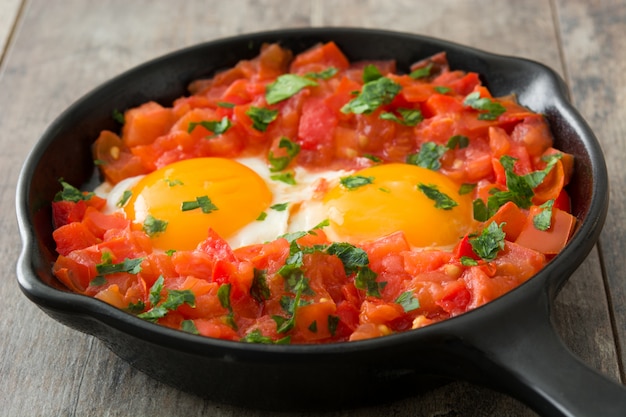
[1,1,624,415]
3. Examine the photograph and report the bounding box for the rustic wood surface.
[1,0,624,416]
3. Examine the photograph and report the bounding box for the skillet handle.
[466,295,626,417]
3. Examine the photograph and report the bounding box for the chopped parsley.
[116,190,132,207]
[355,266,384,298]
[181,195,218,213]
[218,283,237,329]
[138,287,196,322]
[326,242,369,275]
[270,172,296,185]
[362,64,383,83]
[246,106,278,132]
[187,116,232,138]
[434,86,452,94]
[181,320,199,335]
[268,137,300,172]
[406,142,447,170]
[256,212,267,221]
[112,109,125,124]
[340,175,374,190]
[395,291,420,312]
[463,92,506,120]
[469,221,506,262]
[409,63,433,79]
[459,183,476,195]
[418,183,458,210]
[143,214,168,237]
[533,199,555,231]
[164,178,183,187]
[304,67,338,80]
[241,329,290,344]
[250,269,271,303]
[341,76,401,114]
[54,179,94,202]
[447,134,469,149]
[380,108,423,126]
[270,202,289,211]
[217,101,235,108]
[95,255,143,277]
[266,74,318,104]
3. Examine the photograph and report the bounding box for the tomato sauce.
[51,42,576,344]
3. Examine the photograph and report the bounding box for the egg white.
[95,156,354,250]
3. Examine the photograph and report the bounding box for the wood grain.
[0,0,21,58]
[1,0,623,416]
[556,0,626,381]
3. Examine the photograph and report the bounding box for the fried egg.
[98,157,474,251]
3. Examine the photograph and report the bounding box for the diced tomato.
[53,222,99,256]
[289,41,350,75]
[515,207,576,255]
[122,101,176,147]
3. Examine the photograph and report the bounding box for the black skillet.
[15,28,626,416]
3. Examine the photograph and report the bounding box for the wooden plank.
[0,0,21,58]
[556,0,626,380]
[0,0,620,416]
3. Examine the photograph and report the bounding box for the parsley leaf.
[341,77,401,114]
[469,222,506,262]
[96,256,143,277]
[54,179,94,202]
[362,64,383,83]
[246,106,278,131]
[138,288,196,322]
[181,320,199,334]
[463,92,506,120]
[326,242,369,276]
[268,137,300,172]
[256,212,267,221]
[380,108,423,126]
[116,190,132,207]
[447,134,469,149]
[218,283,237,329]
[340,175,374,189]
[112,109,125,124]
[418,183,458,210]
[407,142,447,170]
[533,199,554,231]
[396,291,420,312]
[304,67,338,80]
[250,269,271,303]
[355,266,384,298]
[459,183,476,195]
[181,195,218,213]
[270,172,296,185]
[266,74,318,104]
[270,202,289,211]
[187,116,232,138]
[143,214,168,237]
[409,63,432,79]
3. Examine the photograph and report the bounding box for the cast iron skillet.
[15,28,626,416]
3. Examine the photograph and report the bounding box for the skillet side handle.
[467,297,626,417]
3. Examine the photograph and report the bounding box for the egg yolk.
[323,163,474,248]
[124,157,272,251]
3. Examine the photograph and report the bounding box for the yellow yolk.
[323,163,474,248]
[124,157,272,251]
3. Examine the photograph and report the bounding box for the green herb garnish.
[266,74,318,104]
[417,183,458,210]
[181,195,218,213]
[246,106,278,132]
